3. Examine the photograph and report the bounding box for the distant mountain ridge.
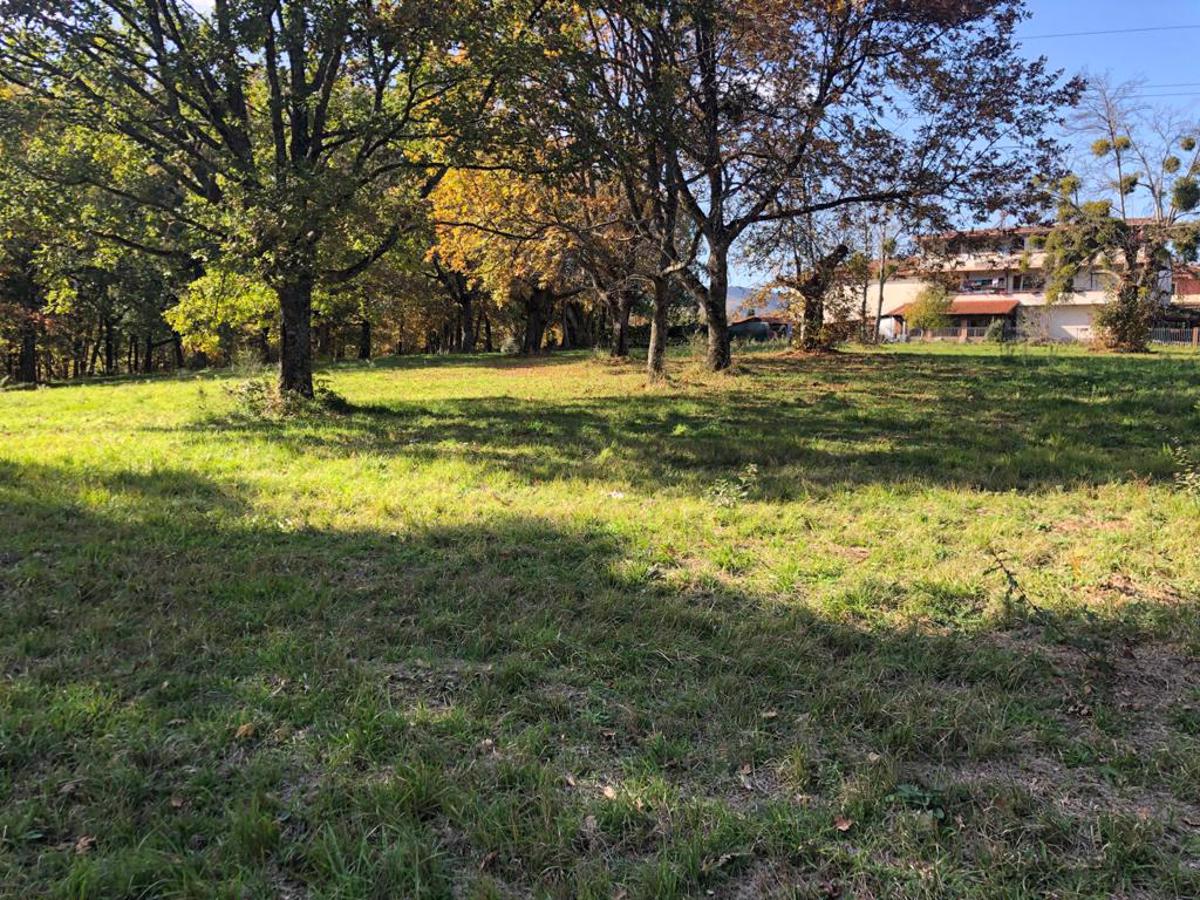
[726,285,786,316]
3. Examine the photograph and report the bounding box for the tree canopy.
[0,0,1087,387]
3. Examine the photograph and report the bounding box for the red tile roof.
[1174,267,1200,296]
[923,218,1160,243]
[924,224,1053,241]
[888,298,1020,318]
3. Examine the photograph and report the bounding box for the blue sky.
[1019,0,1200,107]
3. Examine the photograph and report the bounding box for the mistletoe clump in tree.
[1041,80,1200,352]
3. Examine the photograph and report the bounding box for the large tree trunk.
[611,291,633,358]
[17,326,36,384]
[704,247,731,371]
[358,320,371,360]
[483,312,493,352]
[522,288,551,354]
[173,332,185,369]
[562,300,587,349]
[278,272,315,397]
[799,293,825,351]
[104,321,116,375]
[798,244,851,352]
[143,333,154,373]
[459,293,475,352]
[648,276,671,379]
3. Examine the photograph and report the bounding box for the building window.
[962,276,1005,293]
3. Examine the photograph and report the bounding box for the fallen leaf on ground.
[74,835,96,854]
[702,851,750,873]
[834,815,854,832]
[235,722,255,740]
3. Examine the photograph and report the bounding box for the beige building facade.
[874,225,1151,342]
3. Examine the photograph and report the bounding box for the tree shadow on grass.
[356,350,596,371]
[1,459,1197,897]
[164,349,1200,495]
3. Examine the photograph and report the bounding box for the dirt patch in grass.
[1092,572,1188,608]
[927,630,1200,827]
[911,753,1199,825]
[715,860,840,899]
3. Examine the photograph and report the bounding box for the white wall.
[1018,304,1099,342]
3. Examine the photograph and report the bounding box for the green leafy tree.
[907,283,952,332]
[0,85,52,382]
[165,268,274,361]
[2,88,193,380]
[0,0,530,395]
[526,3,698,378]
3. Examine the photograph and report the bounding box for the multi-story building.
[876,223,1176,342]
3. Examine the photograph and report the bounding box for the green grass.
[2,344,1199,898]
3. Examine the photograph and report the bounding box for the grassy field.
[2,344,1199,898]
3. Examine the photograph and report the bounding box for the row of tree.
[0,1,1083,392]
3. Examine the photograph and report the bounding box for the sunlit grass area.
[2,344,1199,897]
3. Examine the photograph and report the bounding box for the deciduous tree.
[0,0,527,395]
[662,0,1079,370]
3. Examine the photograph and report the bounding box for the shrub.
[1170,442,1200,497]
[1094,286,1157,352]
[983,320,1008,343]
[907,284,952,331]
[706,463,759,507]
[225,374,349,417]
